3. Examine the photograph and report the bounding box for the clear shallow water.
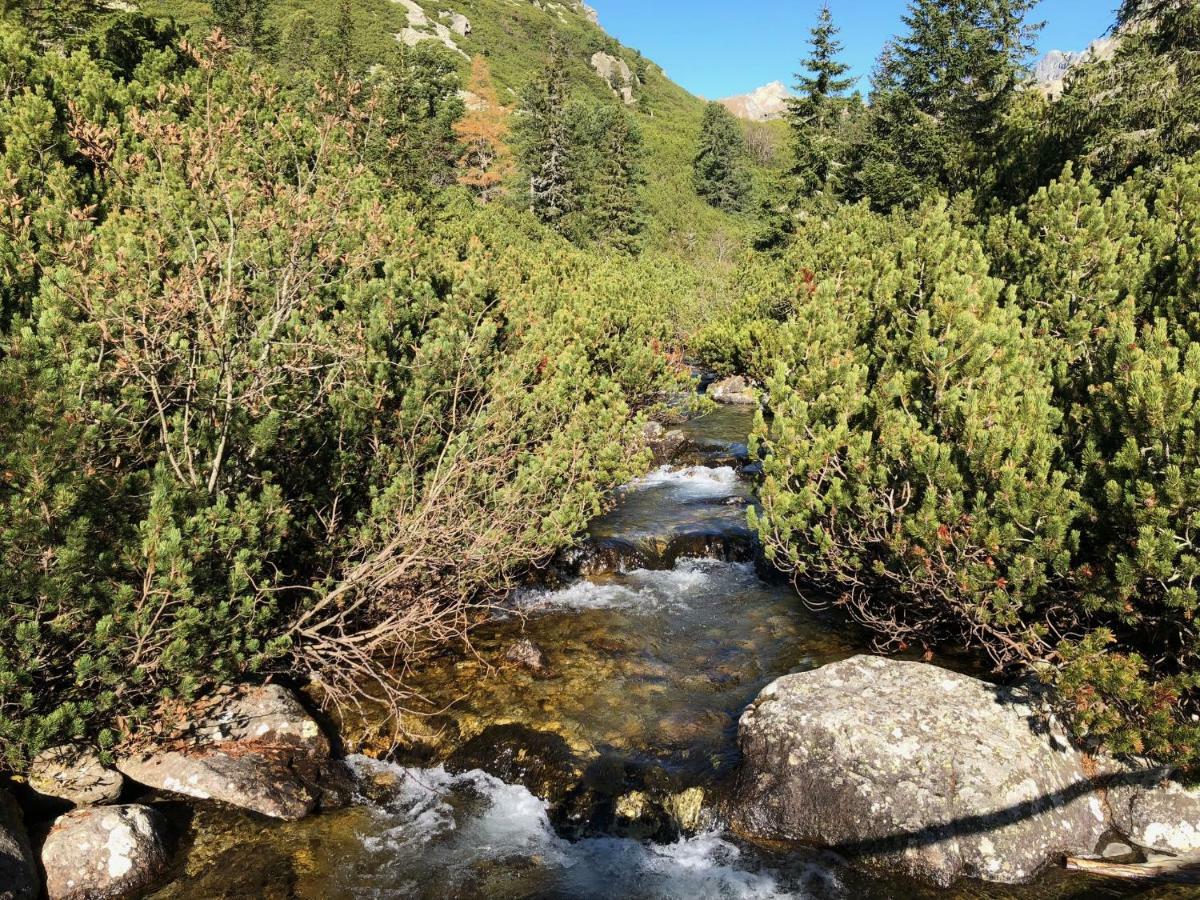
[151,405,1190,900]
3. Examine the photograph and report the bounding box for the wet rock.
[731,655,1109,887]
[567,530,755,577]
[1109,769,1200,854]
[571,538,649,576]
[0,789,36,900]
[708,375,756,406]
[641,421,688,465]
[506,638,547,673]
[30,745,124,808]
[664,786,706,834]
[117,684,334,821]
[446,724,585,803]
[42,804,169,900]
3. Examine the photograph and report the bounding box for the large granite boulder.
[731,655,1109,886]
[30,745,124,808]
[117,684,337,821]
[0,789,36,900]
[42,804,169,900]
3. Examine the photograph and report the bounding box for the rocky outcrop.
[708,375,756,405]
[590,52,636,105]
[439,10,471,36]
[731,656,1110,886]
[117,685,336,821]
[719,81,790,122]
[1109,771,1200,855]
[394,0,467,56]
[42,805,169,900]
[0,789,36,900]
[30,745,124,808]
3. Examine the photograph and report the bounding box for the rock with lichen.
[731,655,1110,886]
[42,805,169,900]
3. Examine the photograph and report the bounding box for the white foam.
[627,465,741,498]
[515,559,759,612]
[344,757,816,898]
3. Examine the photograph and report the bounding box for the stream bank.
[10,396,1197,899]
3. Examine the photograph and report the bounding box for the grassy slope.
[140,0,758,253]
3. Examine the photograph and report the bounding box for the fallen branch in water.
[1065,854,1200,884]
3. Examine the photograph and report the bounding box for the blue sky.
[588,0,1120,99]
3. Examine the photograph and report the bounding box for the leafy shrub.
[752,200,1077,666]
[750,159,1200,769]
[0,29,686,765]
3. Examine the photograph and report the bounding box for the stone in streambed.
[41,804,169,900]
[0,788,36,900]
[708,375,756,406]
[506,639,548,674]
[641,421,688,465]
[446,724,585,803]
[117,684,337,821]
[730,655,1109,887]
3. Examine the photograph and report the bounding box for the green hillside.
[140,0,752,253]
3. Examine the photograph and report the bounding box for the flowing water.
[151,405,1192,900]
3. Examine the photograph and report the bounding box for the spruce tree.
[863,0,1042,199]
[591,108,645,252]
[693,102,752,213]
[515,39,579,230]
[375,42,464,194]
[788,3,856,197]
[327,0,355,82]
[1053,0,1199,185]
[212,0,277,53]
[280,10,317,72]
[17,0,103,46]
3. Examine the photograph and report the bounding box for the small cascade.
[152,399,947,899]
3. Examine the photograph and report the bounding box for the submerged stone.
[505,638,548,673]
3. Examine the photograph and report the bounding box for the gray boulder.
[590,52,636,105]
[0,789,36,900]
[440,10,471,35]
[731,655,1109,886]
[1109,770,1200,854]
[30,745,124,808]
[42,804,168,900]
[708,375,756,405]
[641,420,687,464]
[117,684,334,820]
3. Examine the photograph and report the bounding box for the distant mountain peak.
[1032,36,1118,97]
[719,81,790,122]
